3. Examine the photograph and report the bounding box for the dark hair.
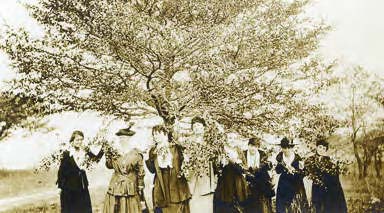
[316,139,329,150]
[152,125,168,136]
[69,130,84,143]
[248,137,261,146]
[191,116,206,129]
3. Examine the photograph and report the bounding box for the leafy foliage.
[0,91,49,139]
[1,0,340,173]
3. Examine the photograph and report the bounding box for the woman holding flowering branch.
[275,137,309,213]
[146,125,191,213]
[243,137,274,213]
[103,125,147,213]
[187,116,217,213]
[213,132,249,213]
[304,139,347,213]
[57,130,104,213]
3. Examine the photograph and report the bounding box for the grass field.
[0,169,57,199]
[1,166,383,212]
[3,187,106,213]
[343,175,384,213]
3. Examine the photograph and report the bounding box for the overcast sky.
[0,0,384,169]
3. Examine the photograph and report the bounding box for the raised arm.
[85,146,104,162]
[145,146,156,174]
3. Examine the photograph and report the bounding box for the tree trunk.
[362,147,372,178]
[353,141,364,179]
[374,151,382,178]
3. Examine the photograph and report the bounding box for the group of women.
[56,117,347,213]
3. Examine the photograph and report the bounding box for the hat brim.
[115,130,136,136]
[276,143,299,147]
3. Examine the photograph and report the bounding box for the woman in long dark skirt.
[145,125,191,213]
[213,133,249,213]
[57,130,104,213]
[275,137,309,213]
[305,139,347,213]
[243,138,274,213]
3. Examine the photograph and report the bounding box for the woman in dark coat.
[213,133,249,213]
[145,125,191,213]
[243,138,274,213]
[57,130,104,213]
[305,139,347,213]
[275,137,309,213]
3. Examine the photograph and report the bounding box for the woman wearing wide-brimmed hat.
[103,125,146,213]
[275,137,309,213]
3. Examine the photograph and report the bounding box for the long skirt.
[278,193,309,213]
[103,193,141,213]
[244,194,272,213]
[213,199,244,213]
[154,200,190,213]
[60,188,92,213]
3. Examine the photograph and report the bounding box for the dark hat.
[248,137,261,146]
[278,137,298,148]
[115,126,136,136]
[316,139,329,149]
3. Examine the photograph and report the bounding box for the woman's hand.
[298,161,304,170]
[140,201,147,210]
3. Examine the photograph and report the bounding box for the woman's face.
[248,144,258,155]
[227,132,238,144]
[192,122,205,135]
[282,146,292,155]
[316,145,327,156]
[154,132,168,144]
[71,134,84,149]
[118,135,132,150]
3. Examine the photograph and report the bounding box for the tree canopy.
[1,0,337,143]
[0,91,48,139]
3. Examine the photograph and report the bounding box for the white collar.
[283,152,295,165]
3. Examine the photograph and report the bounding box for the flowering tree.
[0,91,49,140]
[1,0,337,171]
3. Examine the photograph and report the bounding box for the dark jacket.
[57,148,103,190]
[213,148,249,213]
[242,149,274,213]
[305,155,347,213]
[243,149,274,198]
[275,152,308,213]
[145,144,191,208]
[57,148,103,213]
[214,161,249,204]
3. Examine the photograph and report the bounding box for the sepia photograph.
[0,0,383,212]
